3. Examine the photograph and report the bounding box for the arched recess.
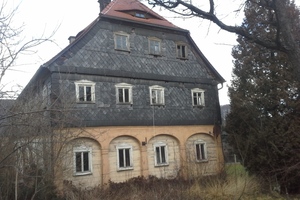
[185,133,218,178]
[147,134,180,179]
[108,135,141,183]
[62,137,102,188]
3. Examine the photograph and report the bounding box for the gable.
[40,0,224,84]
[46,20,221,83]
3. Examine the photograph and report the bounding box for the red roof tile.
[101,0,179,29]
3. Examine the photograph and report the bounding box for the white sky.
[3,0,300,105]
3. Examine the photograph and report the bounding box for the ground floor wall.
[56,125,224,189]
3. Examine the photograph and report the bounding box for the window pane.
[125,148,131,167]
[193,92,198,105]
[161,146,166,163]
[83,152,89,171]
[119,149,124,167]
[116,35,127,50]
[118,88,123,103]
[75,152,82,172]
[86,86,92,101]
[156,147,161,164]
[198,93,202,105]
[121,37,127,49]
[196,144,200,160]
[79,86,85,101]
[157,90,162,104]
[124,88,129,103]
[152,90,157,104]
[200,144,206,160]
[177,45,181,57]
[181,46,186,57]
[116,35,122,49]
[150,40,160,54]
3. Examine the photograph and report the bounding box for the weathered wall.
[147,134,180,179]
[108,136,141,182]
[54,73,220,127]
[56,125,224,188]
[63,138,102,188]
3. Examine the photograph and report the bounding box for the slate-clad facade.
[48,17,222,127]
[21,0,225,188]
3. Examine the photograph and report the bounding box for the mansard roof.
[101,0,179,29]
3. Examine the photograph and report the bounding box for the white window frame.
[114,32,129,51]
[191,88,205,107]
[194,140,208,162]
[149,85,165,105]
[149,37,161,55]
[116,144,133,171]
[176,43,188,59]
[73,146,92,176]
[154,142,168,166]
[115,83,133,104]
[75,80,95,103]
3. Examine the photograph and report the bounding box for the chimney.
[68,36,76,44]
[98,0,111,12]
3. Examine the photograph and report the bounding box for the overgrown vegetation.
[148,0,300,194]
[61,164,291,200]
[225,0,300,194]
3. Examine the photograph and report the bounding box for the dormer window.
[135,12,145,18]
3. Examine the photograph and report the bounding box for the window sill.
[193,105,205,109]
[149,53,162,57]
[177,57,188,60]
[76,101,95,104]
[151,104,165,106]
[117,102,133,105]
[74,171,92,176]
[196,159,208,163]
[117,167,133,171]
[155,163,169,167]
[115,48,130,53]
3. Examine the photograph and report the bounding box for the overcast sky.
[3,0,300,105]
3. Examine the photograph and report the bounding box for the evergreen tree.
[225,0,300,193]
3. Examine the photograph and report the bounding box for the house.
[19,0,225,189]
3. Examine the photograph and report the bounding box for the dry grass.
[186,173,262,199]
[62,164,291,200]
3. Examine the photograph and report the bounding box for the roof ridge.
[101,0,179,29]
[102,0,117,15]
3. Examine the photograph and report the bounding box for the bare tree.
[0,1,78,199]
[0,0,56,99]
[147,0,300,77]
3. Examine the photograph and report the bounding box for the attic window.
[114,32,130,51]
[135,12,145,18]
[149,38,161,55]
[177,44,188,59]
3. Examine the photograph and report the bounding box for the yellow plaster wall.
[62,138,102,188]
[108,136,141,183]
[56,125,224,188]
[147,135,180,179]
[185,134,218,177]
